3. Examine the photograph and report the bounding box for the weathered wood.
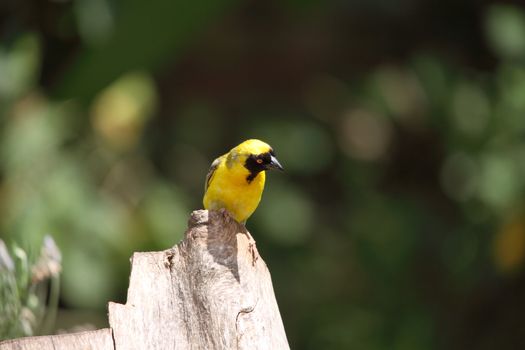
[0,328,113,350]
[109,209,290,350]
[0,209,289,350]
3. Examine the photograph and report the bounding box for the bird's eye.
[256,158,263,164]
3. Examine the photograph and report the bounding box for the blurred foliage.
[2,0,525,348]
[0,236,61,339]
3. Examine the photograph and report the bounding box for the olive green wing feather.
[204,155,224,193]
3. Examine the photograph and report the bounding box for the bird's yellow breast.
[203,159,266,223]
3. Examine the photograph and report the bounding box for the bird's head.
[228,139,283,177]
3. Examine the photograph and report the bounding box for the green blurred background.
[2,0,525,348]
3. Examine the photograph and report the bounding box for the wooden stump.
[0,209,290,350]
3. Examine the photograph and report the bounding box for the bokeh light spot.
[493,215,525,273]
[373,65,426,123]
[451,82,490,138]
[74,0,114,47]
[338,108,392,161]
[477,154,520,210]
[91,71,157,151]
[486,5,525,59]
[0,34,40,100]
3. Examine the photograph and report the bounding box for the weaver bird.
[203,139,283,223]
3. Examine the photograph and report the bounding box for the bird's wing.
[204,155,224,193]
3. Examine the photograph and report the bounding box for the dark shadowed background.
[1,0,525,348]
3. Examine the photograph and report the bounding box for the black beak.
[267,155,284,171]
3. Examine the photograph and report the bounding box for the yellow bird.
[203,139,283,223]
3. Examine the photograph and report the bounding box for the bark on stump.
[0,209,290,350]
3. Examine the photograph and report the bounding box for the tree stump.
[0,209,290,350]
